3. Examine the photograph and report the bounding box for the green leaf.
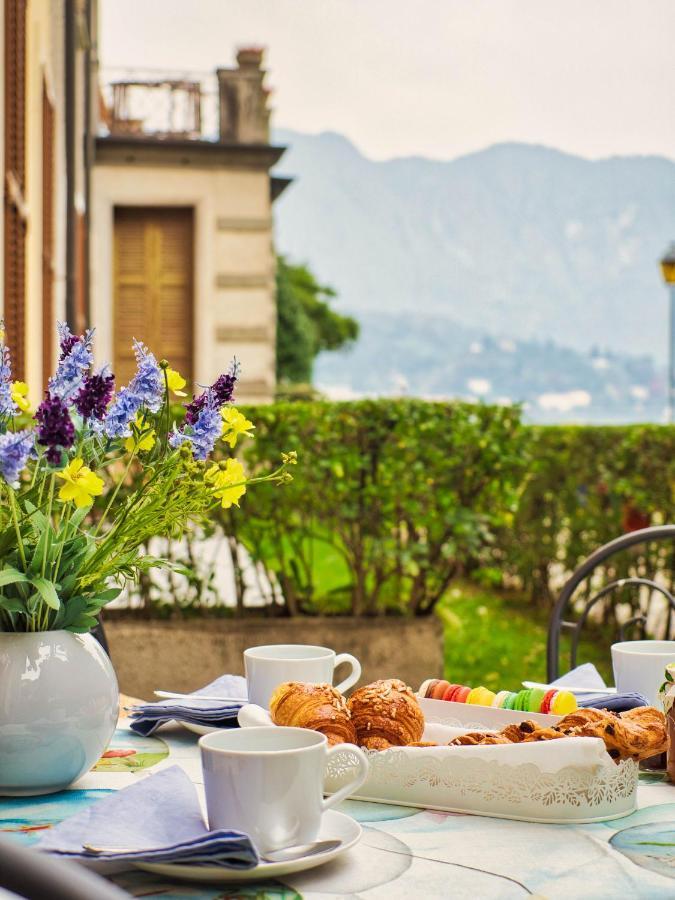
[0,567,30,587]
[28,525,51,576]
[0,596,25,612]
[94,587,122,603]
[29,577,60,611]
[22,499,49,533]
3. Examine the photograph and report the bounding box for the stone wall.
[105,616,444,699]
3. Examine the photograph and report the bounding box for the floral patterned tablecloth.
[3,722,675,899]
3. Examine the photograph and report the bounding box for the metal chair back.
[547,525,675,681]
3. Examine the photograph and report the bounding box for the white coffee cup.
[199,726,369,853]
[244,644,361,708]
[611,640,675,706]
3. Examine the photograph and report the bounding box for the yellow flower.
[11,381,32,413]
[56,458,104,508]
[124,416,156,453]
[205,458,247,509]
[166,368,187,397]
[221,407,255,449]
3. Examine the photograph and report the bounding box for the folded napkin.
[38,765,258,869]
[128,674,247,736]
[552,662,648,712]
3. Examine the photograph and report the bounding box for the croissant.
[269,681,357,746]
[348,679,425,750]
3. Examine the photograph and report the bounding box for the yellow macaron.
[551,690,577,715]
[466,686,496,706]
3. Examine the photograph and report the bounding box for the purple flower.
[0,343,17,417]
[0,428,34,485]
[75,367,115,420]
[49,323,94,403]
[184,359,239,425]
[169,391,221,460]
[103,341,163,438]
[35,394,75,465]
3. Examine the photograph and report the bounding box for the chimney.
[216,47,270,144]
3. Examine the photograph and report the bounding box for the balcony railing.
[99,68,220,141]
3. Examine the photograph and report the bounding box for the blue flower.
[103,387,142,439]
[103,340,163,438]
[0,343,17,417]
[48,323,94,403]
[169,392,221,460]
[0,429,34,486]
[128,340,163,412]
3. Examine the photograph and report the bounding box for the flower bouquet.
[0,321,294,795]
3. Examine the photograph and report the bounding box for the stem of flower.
[94,448,138,538]
[7,485,27,571]
[41,475,55,579]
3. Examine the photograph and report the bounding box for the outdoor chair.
[0,837,129,899]
[547,525,675,681]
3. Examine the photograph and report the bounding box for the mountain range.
[272,129,675,420]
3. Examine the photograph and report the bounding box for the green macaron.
[502,691,518,710]
[515,689,531,711]
[528,688,546,713]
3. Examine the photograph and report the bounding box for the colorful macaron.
[418,679,577,714]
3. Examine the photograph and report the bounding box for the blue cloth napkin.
[552,662,649,712]
[37,765,258,869]
[128,674,247,736]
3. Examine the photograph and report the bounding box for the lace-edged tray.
[324,743,638,824]
[238,702,639,823]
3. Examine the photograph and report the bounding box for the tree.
[276,255,359,384]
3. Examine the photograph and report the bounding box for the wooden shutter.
[3,0,27,379]
[113,207,193,387]
[42,80,55,384]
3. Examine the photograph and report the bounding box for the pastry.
[554,706,668,761]
[451,732,512,746]
[348,679,425,750]
[448,706,668,762]
[269,681,357,746]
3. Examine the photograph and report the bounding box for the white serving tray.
[418,696,562,729]
[238,702,639,824]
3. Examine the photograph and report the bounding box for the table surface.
[3,718,675,899]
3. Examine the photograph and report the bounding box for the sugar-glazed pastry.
[348,679,425,750]
[269,681,357,746]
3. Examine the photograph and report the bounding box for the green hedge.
[222,400,525,616]
[506,424,675,604]
[221,405,675,616]
[119,401,675,617]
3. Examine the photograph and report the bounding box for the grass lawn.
[437,581,613,690]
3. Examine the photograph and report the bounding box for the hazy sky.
[100,0,675,162]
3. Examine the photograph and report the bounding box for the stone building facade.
[92,49,287,402]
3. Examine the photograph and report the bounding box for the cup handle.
[321,743,369,812]
[333,653,362,694]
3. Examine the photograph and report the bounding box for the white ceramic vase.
[0,630,119,795]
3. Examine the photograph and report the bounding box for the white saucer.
[181,721,223,737]
[135,809,361,883]
[181,703,271,736]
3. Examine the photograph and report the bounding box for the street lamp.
[661,243,675,423]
